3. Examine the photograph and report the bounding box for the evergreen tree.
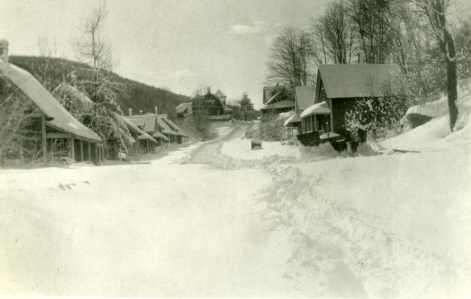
[239,92,254,121]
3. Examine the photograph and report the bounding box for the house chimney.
[207,87,211,94]
[155,106,158,115]
[0,39,9,74]
[358,52,364,64]
[129,108,132,116]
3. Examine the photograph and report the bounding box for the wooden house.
[214,89,233,117]
[0,40,103,164]
[126,111,169,148]
[156,114,180,143]
[191,87,231,121]
[160,116,189,144]
[298,64,402,146]
[284,86,316,141]
[119,115,158,153]
[260,85,295,116]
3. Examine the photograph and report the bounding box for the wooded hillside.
[9,55,191,119]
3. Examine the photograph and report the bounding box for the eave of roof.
[152,131,169,141]
[260,100,295,110]
[300,101,331,118]
[284,114,302,126]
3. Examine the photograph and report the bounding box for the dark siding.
[331,98,360,134]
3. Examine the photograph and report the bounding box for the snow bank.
[221,136,300,160]
[298,142,346,158]
[405,97,448,118]
[258,149,471,298]
[385,82,471,151]
[381,116,452,150]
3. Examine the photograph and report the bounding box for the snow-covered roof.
[176,102,192,114]
[265,90,281,106]
[119,114,158,144]
[156,114,179,136]
[318,64,402,99]
[7,64,102,142]
[55,82,93,105]
[162,117,187,137]
[295,86,316,112]
[214,90,226,98]
[300,101,331,118]
[284,114,302,126]
[127,114,156,134]
[260,100,295,110]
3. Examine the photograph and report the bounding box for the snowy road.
[2,124,471,298]
[0,142,311,297]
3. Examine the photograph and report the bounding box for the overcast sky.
[0,0,333,108]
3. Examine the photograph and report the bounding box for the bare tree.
[74,0,131,154]
[266,27,315,87]
[414,0,458,129]
[313,1,357,64]
[349,0,396,63]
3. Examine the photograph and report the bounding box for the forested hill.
[9,56,191,119]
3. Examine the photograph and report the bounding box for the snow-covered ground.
[1,146,308,297]
[1,93,471,297]
[222,135,300,160]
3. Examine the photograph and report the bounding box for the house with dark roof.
[191,87,231,121]
[214,89,227,105]
[0,39,103,164]
[260,85,295,116]
[297,64,403,146]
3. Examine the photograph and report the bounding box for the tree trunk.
[445,29,458,130]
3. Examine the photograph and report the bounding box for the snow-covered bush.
[346,79,410,141]
[258,113,291,141]
[0,78,39,165]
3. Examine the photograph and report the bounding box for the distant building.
[126,108,169,147]
[119,115,158,153]
[191,87,231,121]
[260,85,295,116]
[175,102,192,119]
[159,115,189,144]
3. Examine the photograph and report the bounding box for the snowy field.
[1,98,471,297]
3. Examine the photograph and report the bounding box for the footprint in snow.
[58,183,76,191]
